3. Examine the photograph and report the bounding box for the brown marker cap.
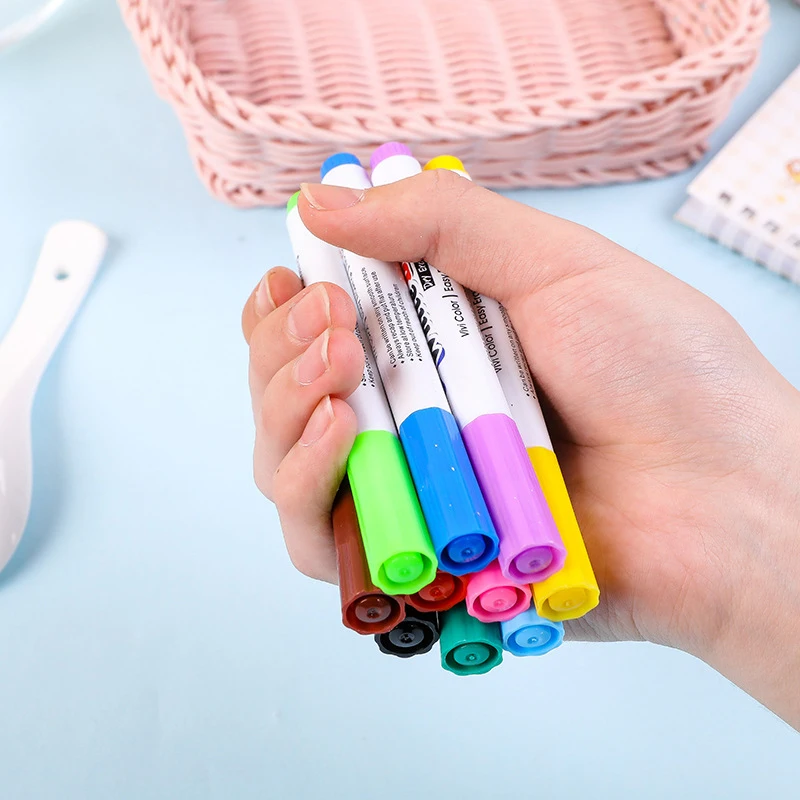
[333,482,406,635]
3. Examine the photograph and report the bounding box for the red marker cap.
[405,570,467,613]
[333,482,406,635]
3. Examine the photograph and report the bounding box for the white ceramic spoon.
[0,221,107,574]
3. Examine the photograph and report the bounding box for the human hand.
[244,172,800,728]
[241,271,364,584]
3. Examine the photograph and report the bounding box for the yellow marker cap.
[528,447,600,622]
[423,155,466,173]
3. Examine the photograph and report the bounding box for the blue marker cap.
[398,407,499,575]
[321,153,362,180]
[500,607,564,657]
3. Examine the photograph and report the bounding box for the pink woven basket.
[119,0,769,207]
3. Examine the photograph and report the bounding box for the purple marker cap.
[460,414,567,583]
[370,142,413,170]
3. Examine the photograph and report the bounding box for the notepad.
[675,63,800,285]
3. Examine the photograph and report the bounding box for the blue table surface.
[1,1,799,797]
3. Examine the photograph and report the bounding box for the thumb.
[297,169,635,303]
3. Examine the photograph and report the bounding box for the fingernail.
[301,397,334,446]
[294,329,331,386]
[301,182,364,211]
[255,272,276,317]
[287,284,331,342]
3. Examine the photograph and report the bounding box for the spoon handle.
[0,221,107,398]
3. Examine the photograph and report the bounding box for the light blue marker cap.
[500,606,564,656]
[399,408,499,575]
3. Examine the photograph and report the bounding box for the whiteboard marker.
[286,191,436,596]
[319,154,498,575]
[372,144,566,584]
[423,155,601,621]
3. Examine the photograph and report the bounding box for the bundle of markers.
[285,144,599,676]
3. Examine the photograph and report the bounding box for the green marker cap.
[348,430,437,596]
[286,191,300,214]
[440,602,503,676]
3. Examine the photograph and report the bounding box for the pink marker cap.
[461,414,567,583]
[466,560,532,623]
[370,142,413,170]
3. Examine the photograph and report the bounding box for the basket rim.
[119,0,770,137]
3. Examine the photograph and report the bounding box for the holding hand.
[243,171,800,728]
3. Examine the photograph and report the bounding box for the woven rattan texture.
[120,0,769,206]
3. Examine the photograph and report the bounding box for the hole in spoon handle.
[0,221,107,396]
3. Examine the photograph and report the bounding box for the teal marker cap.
[348,430,437,596]
[439,603,503,676]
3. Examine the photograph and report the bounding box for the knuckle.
[248,317,281,374]
[330,327,364,366]
[258,381,283,435]
[258,388,282,447]
[425,166,472,199]
[254,458,275,502]
[322,282,357,326]
[271,464,300,517]
[418,169,475,265]
[320,281,345,304]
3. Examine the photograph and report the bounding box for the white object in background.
[0,0,66,50]
[0,221,107,574]
[675,63,800,285]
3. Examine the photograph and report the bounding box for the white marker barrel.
[468,290,552,451]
